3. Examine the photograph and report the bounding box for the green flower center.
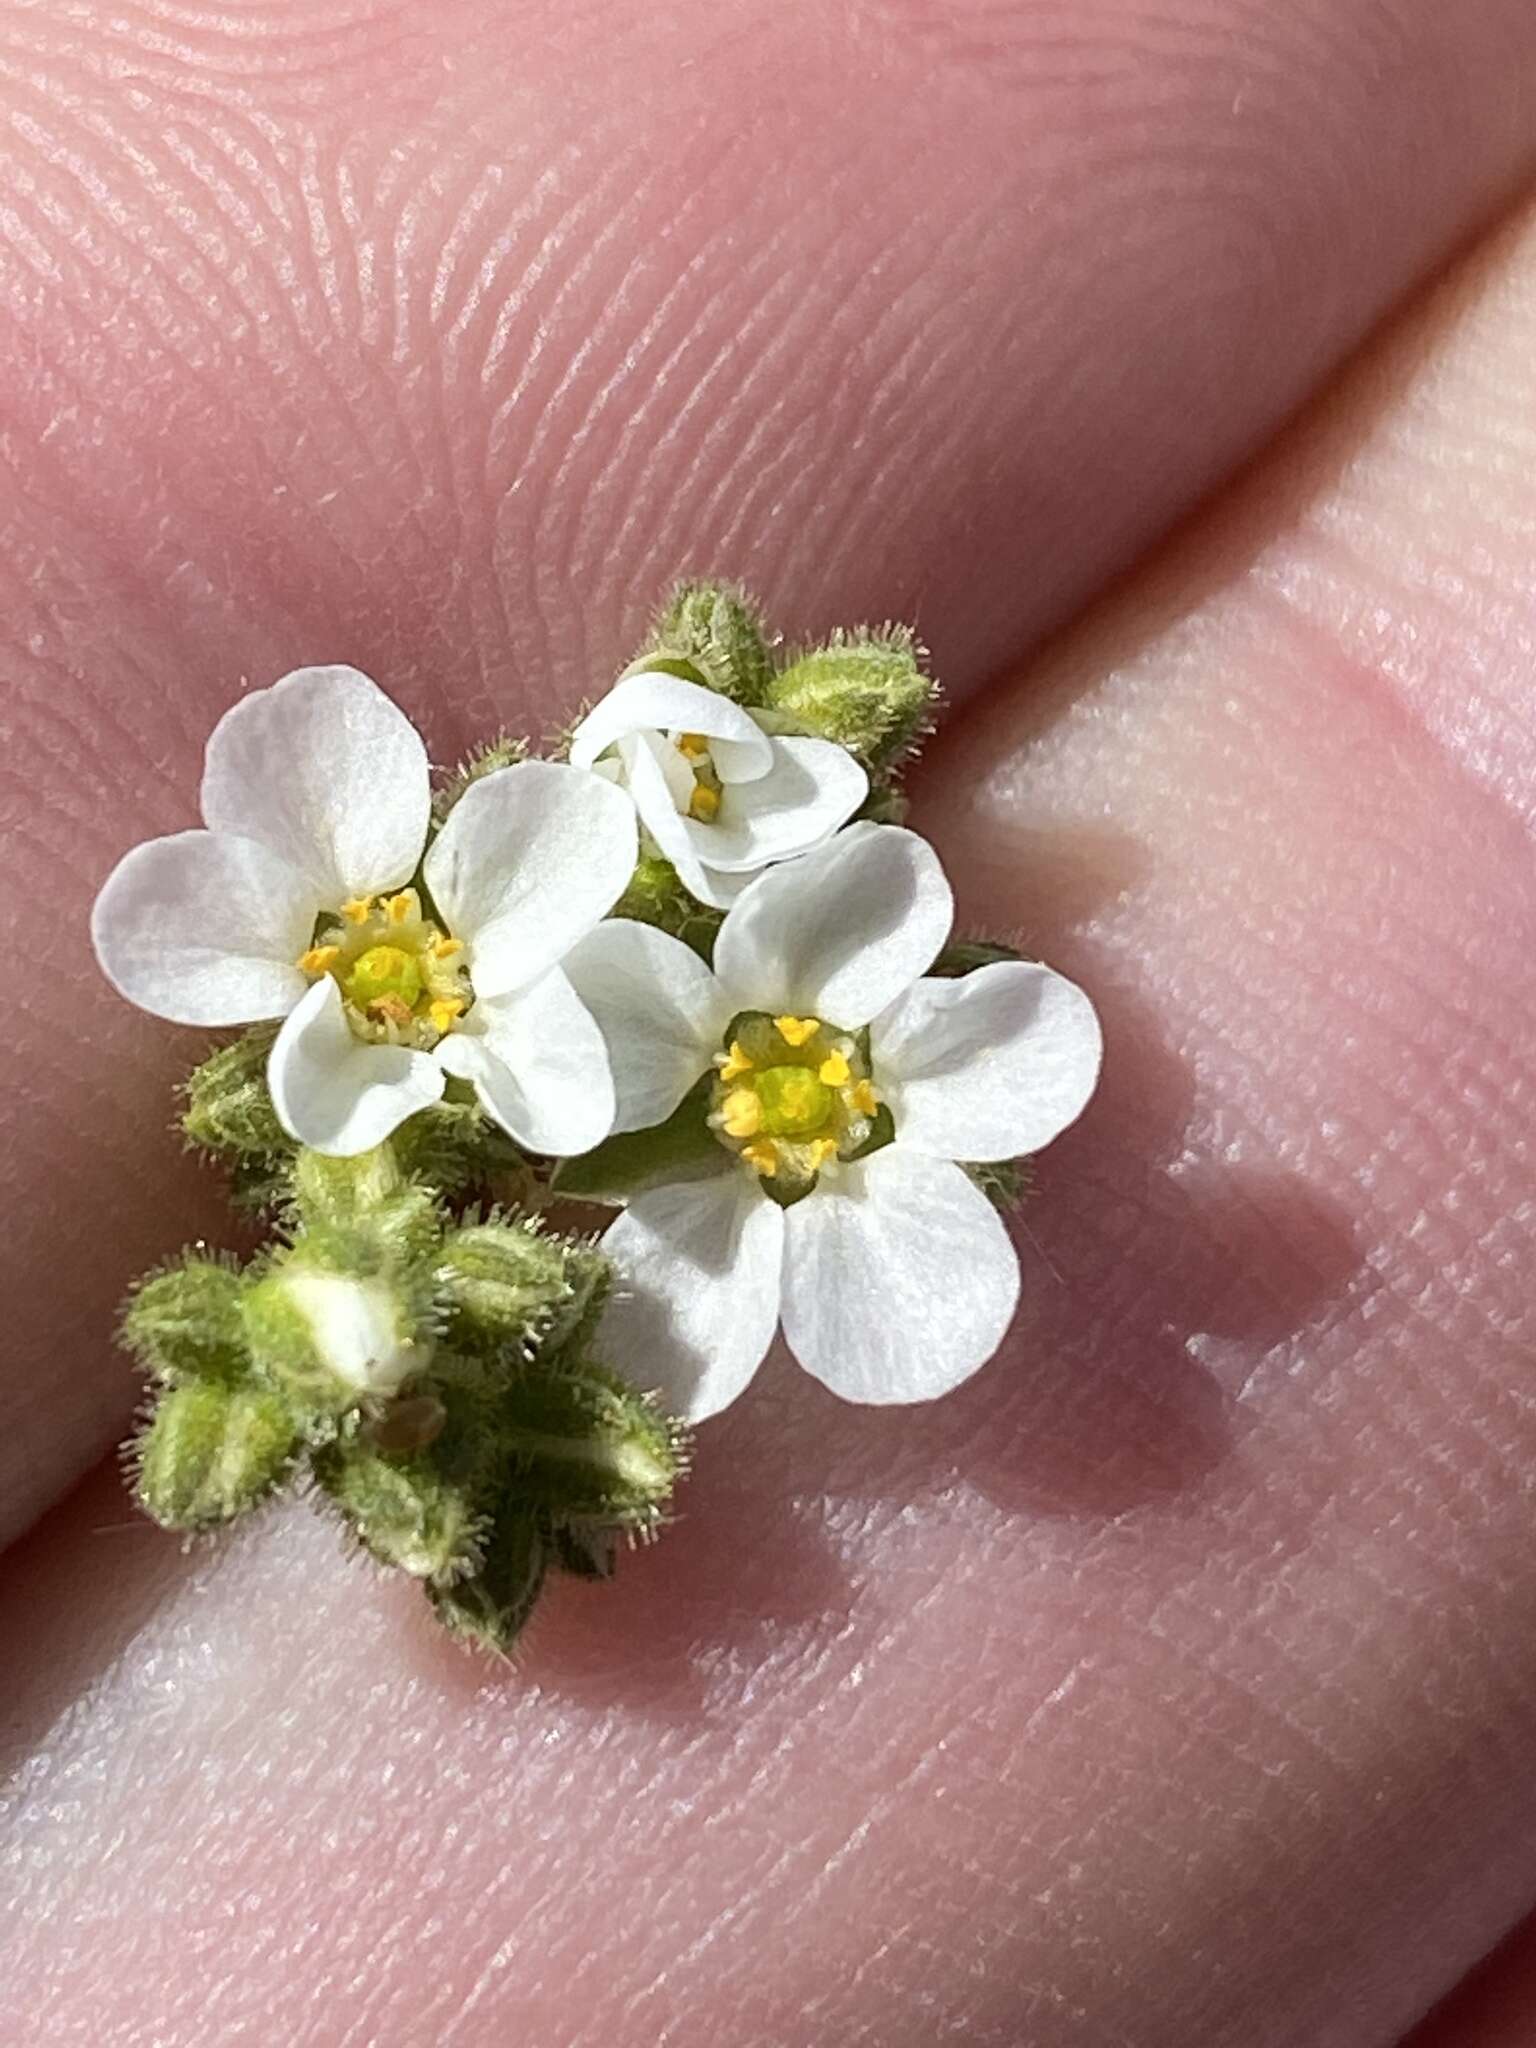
[708,1012,890,1204]
[297,889,472,1050]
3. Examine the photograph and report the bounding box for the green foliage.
[134,1380,301,1530]
[553,1077,723,1205]
[763,624,936,772]
[631,579,776,704]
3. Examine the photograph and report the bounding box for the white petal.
[620,731,728,907]
[599,1176,784,1420]
[91,830,317,1025]
[201,666,430,903]
[436,968,616,1156]
[561,919,728,1133]
[268,978,444,1156]
[569,670,773,781]
[780,1149,1019,1403]
[703,736,868,872]
[875,961,1103,1161]
[713,824,952,1027]
[423,759,637,998]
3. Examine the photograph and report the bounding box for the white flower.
[92,666,637,1158]
[568,668,868,909]
[562,824,1102,1419]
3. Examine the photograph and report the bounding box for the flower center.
[673,731,722,822]
[298,889,472,1049]
[709,1012,887,1204]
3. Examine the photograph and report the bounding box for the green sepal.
[182,1026,288,1161]
[314,1421,489,1584]
[931,938,1024,978]
[392,1094,533,1204]
[609,858,725,961]
[763,624,936,771]
[132,1379,301,1530]
[502,1358,684,1528]
[964,1156,1036,1213]
[628,579,775,705]
[438,1215,609,1358]
[428,1505,548,1656]
[121,1251,249,1386]
[431,734,528,826]
[553,1077,724,1205]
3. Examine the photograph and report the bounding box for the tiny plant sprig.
[95,582,1089,1656]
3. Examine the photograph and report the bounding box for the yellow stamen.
[432,936,465,959]
[341,896,372,925]
[719,1088,762,1139]
[298,944,340,976]
[774,1015,819,1048]
[818,1050,851,1087]
[718,1040,754,1082]
[676,732,710,762]
[688,784,721,821]
[428,997,465,1034]
[850,1079,880,1117]
[741,1139,778,1177]
[386,891,414,925]
[808,1138,838,1172]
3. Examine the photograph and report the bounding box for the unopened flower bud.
[182,1026,288,1159]
[438,1218,609,1356]
[763,625,935,770]
[315,1434,485,1582]
[134,1380,299,1529]
[121,1252,248,1385]
[428,1507,547,1656]
[243,1254,427,1412]
[502,1359,684,1527]
[635,579,775,704]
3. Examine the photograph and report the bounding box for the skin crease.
[7,5,1536,2047]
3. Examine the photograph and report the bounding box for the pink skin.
[6,3,1536,2042]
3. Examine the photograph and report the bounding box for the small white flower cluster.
[94,663,1101,1420]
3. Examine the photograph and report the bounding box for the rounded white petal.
[875,961,1103,1161]
[620,731,728,907]
[436,968,616,1156]
[600,1176,784,1420]
[702,736,869,872]
[268,977,444,1156]
[201,666,431,903]
[713,824,952,1027]
[423,759,637,998]
[780,1149,1020,1404]
[91,829,317,1025]
[561,919,728,1133]
[569,670,773,781]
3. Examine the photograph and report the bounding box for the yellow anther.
[432,936,465,959]
[428,997,465,1034]
[676,732,710,762]
[741,1139,778,1178]
[341,896,372,925]
[719,1088,762,1139]
[808,1138,838,1172]
[818,1050,851,1087]
[718,1040,754,1082]
[385,892,414,925]
[850,1079,880,1117]
[688,784,721,822]
[298,944,340,976]
[774,1015,819,1048]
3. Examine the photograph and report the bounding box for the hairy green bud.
[121,1252,248,1386]
[632,579,775,705]
[243,1243,431,1415]
[764,625,936,771]
[315,1430,486,1583]
[428,1506,547,1656]
[502,1359,683,1528]
[432,733,528,825]
[392,1096,533,1204]
[134,1380,300,1530]
[438,1217,609,1357]
[289,1145,440,1268]
[932,938,1024,978]
[182,1026,288,1160]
